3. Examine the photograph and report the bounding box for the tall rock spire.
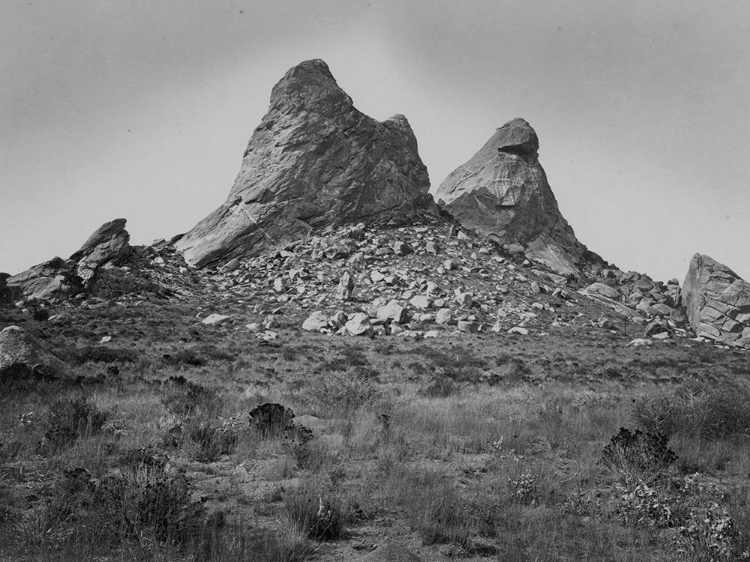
[176,59,435,268]
[432,118,588,276]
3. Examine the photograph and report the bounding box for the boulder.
[336,271,354,301]
[202,314,231,326]
[586,282,620,301]
[175,59,435,268]
[682,254,750,346]
[377,300,409,324]
[0,326,70,380]
[433,118,589,276]
[435,308,453,325]
[345,313,371,336]
[302,311,330,332]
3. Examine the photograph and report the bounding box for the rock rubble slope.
[433,118,589,277]
[175,59,435,268]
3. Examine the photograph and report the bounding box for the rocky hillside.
[175,59,436,269]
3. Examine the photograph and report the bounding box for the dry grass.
[3,298,750,561]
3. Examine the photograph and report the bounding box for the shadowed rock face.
[175,59,435,268]
[432,118,587,276]
[682,254,750,347]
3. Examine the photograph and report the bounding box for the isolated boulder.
[682,254,750,346]
[433,119,588,276]
[0,326,70,380]
[176,59,435,268]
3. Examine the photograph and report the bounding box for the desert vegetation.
[2,300,750,561]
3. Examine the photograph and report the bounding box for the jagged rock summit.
[682,254,750,347]
[432,118,589,277]
[175,59,435,268]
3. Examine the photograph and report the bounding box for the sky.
[3,0,749,283]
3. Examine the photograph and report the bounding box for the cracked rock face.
[175,59,434,268]
[682,254,750,347]
[432,118,587,276]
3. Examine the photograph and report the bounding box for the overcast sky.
[3,1,749,282]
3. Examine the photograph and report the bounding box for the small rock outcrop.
[176,59,435,268]
[6,219,130,301]
[432,119,588,276]
[682,254,750,347]
[0,326,70,380]
[69,218,130,285]
[5,257,76,302]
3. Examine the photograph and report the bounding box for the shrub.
[418,376,461,398]
[284,483,344,541]
[601,427,677,487]
[632,383,750,441]
[188,419,240,462]
[63,345,139,364]
[249,403,296,438]
[16,449,206,552]
[43,397,107,451]
[91,267,162,299]
[162,377,221,418]
[306,372,378,418]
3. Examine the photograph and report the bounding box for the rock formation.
[0,325,70,380]
[6,219,130,301]
[682,254,750,347]
[432,118,588,276]
[69,218,130,284]
[175,59,435,268]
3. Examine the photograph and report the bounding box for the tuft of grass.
[284,481,345,541]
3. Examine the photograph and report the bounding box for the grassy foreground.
[2,301,750,561]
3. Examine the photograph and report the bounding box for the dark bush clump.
[602,427,677,486]
[249,403,295,438]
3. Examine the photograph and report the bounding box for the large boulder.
[175,59,435,268]
[681,254,750,346]
[0,326,70,380]
[432,119,589,276]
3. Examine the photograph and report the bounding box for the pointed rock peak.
[70,218,129,262]
[270,58,352,111]
[176,60,435,268]
[433,119,589,277]
[491,118,539,156]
